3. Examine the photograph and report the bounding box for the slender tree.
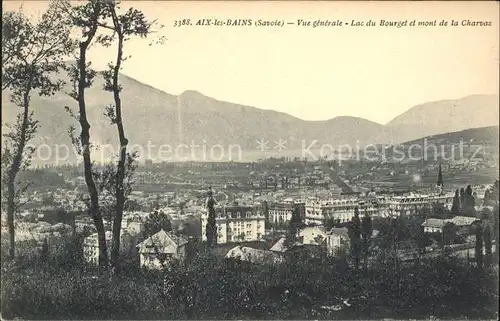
[65,0,110,269]
[465,185,473,196]
[348,207,362,269]
[484,180,499,206]
[483,189,491,206]
[463,185,476,216]
[284,205,303,249]
[361,210,372,270]
[40,238,49,263]
[475,224,484,268]
[205,187,217,248]
[442,222,458,249]
[1,1,74,259]
[483,222,492,267]
[97,0,162,270]
[289,204,303,228]
[451,189,460,214]
[460,188,465,212]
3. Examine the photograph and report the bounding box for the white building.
[421,218,446,233]
[83,231,113,264]
[386,194,431,215]
[304,198,324,225]
[385,192,455,215]
[299,226,328,245]
[136,229,188,269]
[201,203,265,244]
[302,190,456,226]
[297,225,349,256]
[75,217,95,233]
[268,198,305,225]
[422,216,480,234]
[326,227,349,256]
[83,228,138,264]
[305,197,381,225]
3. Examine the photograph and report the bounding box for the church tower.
[436,162,444,195]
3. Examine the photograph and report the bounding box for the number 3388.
[174,19,191,27]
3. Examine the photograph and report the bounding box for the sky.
[3,1,499,125]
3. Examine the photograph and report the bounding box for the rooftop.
[421,218,446,229]
[136,229,188,254]
[269,237,303,253]
[226,246,284,264]
[446,216,480,226]
[328,227,349,238]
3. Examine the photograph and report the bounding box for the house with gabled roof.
[136,229,188,269]
[422,218,447,233]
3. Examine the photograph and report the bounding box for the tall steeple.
[437,163,443,187]
[436,162,444,195]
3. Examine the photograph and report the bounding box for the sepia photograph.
[1,0,499,319]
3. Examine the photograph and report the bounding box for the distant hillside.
[2,66,498,164]
[393,126,500,165]
[386,94,499,143]
[403,125,499,147]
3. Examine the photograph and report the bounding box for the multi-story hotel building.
[305,197,382,225]
[201,203,266,244]
[268,198,305,226]
[382,192,455,216]
[304,191,456,224]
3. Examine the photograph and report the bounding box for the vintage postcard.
[1,0,499,320]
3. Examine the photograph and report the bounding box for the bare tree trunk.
[77,31,109,270]
[6,91,30,259]
[110,19,128,271]
[6,181,16,259]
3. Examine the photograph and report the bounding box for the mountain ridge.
[2,69,498,164]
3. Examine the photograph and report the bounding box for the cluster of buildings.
[225,225,351,265]
[5,160,496,271]
[421,216,483,234]
[83,228,188,269]
[81,208,191,269]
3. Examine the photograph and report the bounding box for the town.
[4,158,498,265]
[2,148,499,319]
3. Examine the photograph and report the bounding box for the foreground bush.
[1,264,166,319]
[1,250,498,320]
